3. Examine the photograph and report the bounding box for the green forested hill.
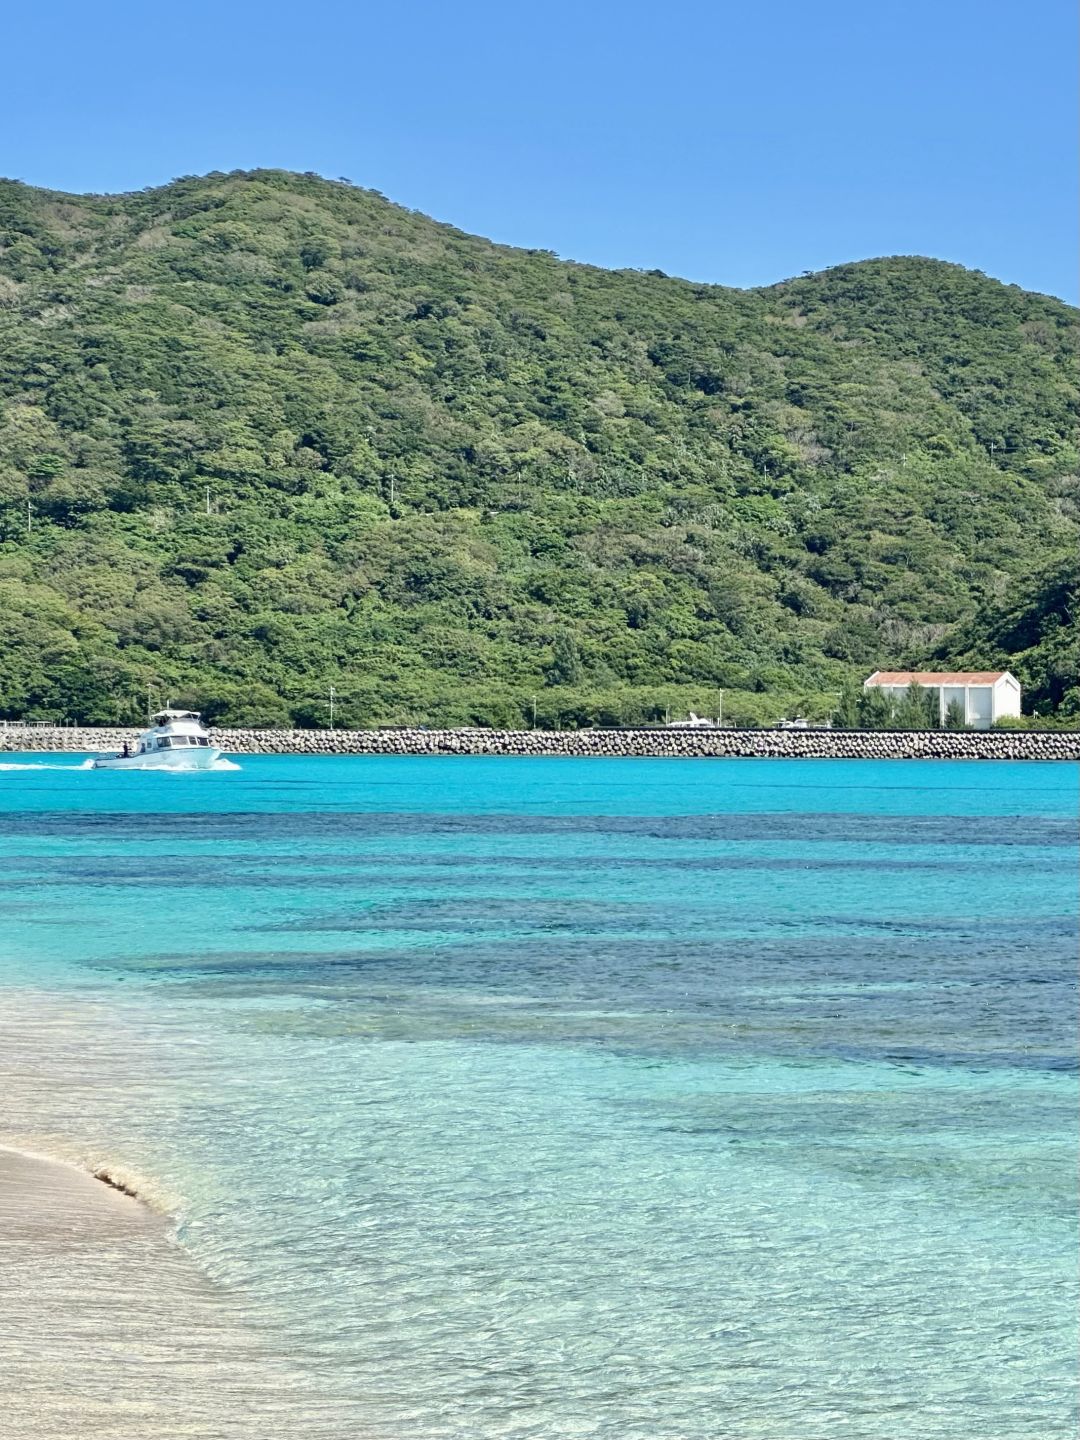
[0,169,1076,726]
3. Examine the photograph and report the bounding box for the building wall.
[993,680,1022,721]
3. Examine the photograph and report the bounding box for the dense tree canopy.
[935,553,1080,719]
[0,169,1076,726]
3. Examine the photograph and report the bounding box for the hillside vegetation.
[0,169,1076,726]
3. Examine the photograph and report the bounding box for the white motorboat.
[92,709,222,770]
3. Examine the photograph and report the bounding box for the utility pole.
[389,476,396,507]
[531,695,538,729]
[329,685,335,730]
[205,485,212,516]
[718,689,723,727]
[147,682,153,724]
[26,501,32,535]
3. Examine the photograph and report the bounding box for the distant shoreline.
[3,725,1078,760]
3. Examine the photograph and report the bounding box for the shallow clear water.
[1,756,1076,1438]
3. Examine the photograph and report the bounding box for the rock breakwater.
[3,725,1078,760]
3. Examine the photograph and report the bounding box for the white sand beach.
[0,1145,347,1438]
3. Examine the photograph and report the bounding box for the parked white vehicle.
[666,712,720,729]
[92,710,221,770]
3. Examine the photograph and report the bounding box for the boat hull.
[91,748,223,771]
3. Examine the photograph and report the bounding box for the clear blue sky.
[7,0,1077,301]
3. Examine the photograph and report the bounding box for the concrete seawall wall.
[3,725,1078,760]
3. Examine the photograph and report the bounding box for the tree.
[546,632,583,687]
[893,681,937,730]
[944,699,968,730]
[831,684,862,729]
[857,686,894,730]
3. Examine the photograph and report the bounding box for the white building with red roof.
[863,671,1022,730]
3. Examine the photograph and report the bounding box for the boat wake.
[0,757,240,773]
[0,759,96,771]
[97,756,241,773]
[89,756,242,773]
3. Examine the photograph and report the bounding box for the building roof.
[865,671,1014,686]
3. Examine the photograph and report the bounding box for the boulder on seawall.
[3,727,1077,760]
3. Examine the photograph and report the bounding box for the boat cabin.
[134,709,213,754]
[139,734,213,752]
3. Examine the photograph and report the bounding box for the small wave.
[211,757,242,771]
[0,1140,173,1215]
[93,1166,146,1201]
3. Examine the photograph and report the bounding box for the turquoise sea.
[1,755,1077,1438]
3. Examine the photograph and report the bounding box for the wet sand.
[0,1146,348,1438]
